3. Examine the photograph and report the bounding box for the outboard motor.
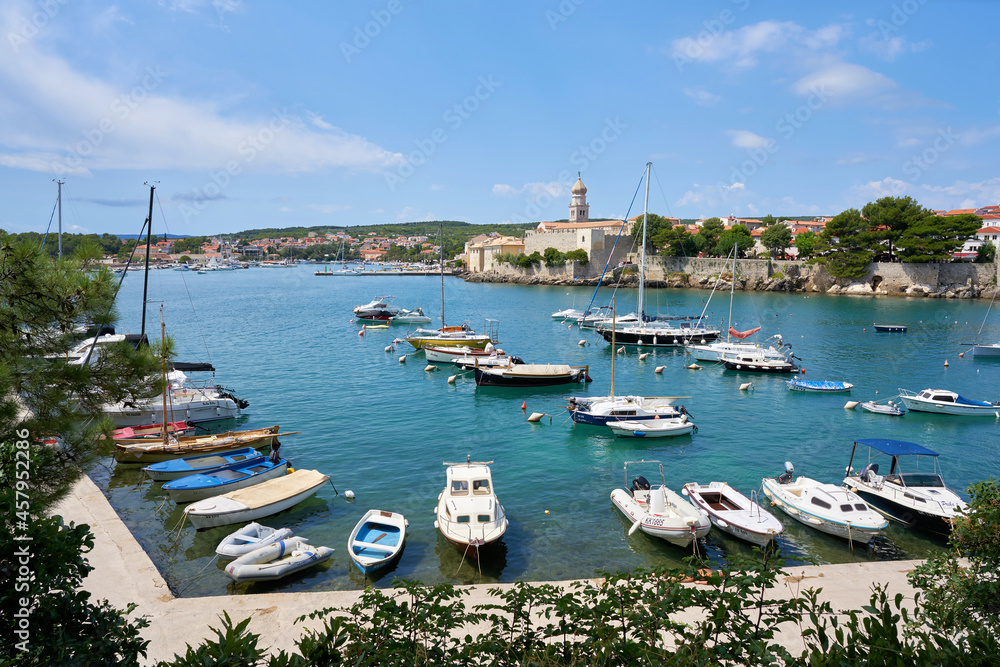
[510,356,526,365]
[777,461,794,484]
[631,475,651,492]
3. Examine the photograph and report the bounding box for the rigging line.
[40,197,58,251]
[113,218,148,299]
[155,191,214,370]
[650,163,694,259]
[580,167,647,320]
[976,285,999,337]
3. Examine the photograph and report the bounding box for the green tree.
[896,213,983,263]
[760,214,777,227]
[542,247,565,267]
[564,249,589,263]
[171,236,207,254]
[977,240,996,263]
[714,224,752,258]
[862,195,932,258]
[696,218,725,256]
[821,208,877,278]
[760,224,792,258]
[793,231,818,258]
[653,224,698,257]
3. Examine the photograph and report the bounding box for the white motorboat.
[183,468,329,530]
[434,458,507,560]
[972,343,1000,357]
[568,395,689,426]
[352,295,400,322]
[551,308,584,321]
[898,388,1000,416]
[215,522,296,560]
[682,482,784,547]
[721,349,798,373]
[223,536,333,582]
[761,463,887,543]
[610,460,710,547]
[102,370,244,427]
[859,399,906,416]
[607,418,694,438]
[423,344,511,364]
[390,307,432,324]
[843,439,967,537]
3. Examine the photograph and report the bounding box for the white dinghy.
[610,461,710,548]
[224,536,333,582]
[607,418,694,438]
[183,469,329,530]
[682,482,784,547]
[215,522,295,560]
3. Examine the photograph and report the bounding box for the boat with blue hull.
[142,447,265,482]
[164,458,289,503]
[786,378,854,393]
[348,509,407,576]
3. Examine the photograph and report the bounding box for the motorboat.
[843,439,967,536]
[972,343,1000,357]
[223,536,333,582]
[434,458,507,560]
[610,460,711,547]
[141,447,265,481]
[898,388,1000,416]
[102,370,247,427]
[567,395,688,426]
[761,463,887,543]
[453,354,524,370]
[607,418,694,438]
[687,338,788,363]
[390,307,432,324]
[873,324,907,332]
[551,308,584,321]
[721,349,798,373]
[348,509,407,576]
[423,345,504,363]
[682,482,784,547]
[352,296,400,322]
[575,306,614,329]
[216,522,295,559]
[162,457,289,503]
[859,399,906,416]
[786,378,854,392]
[183,468,329,530]
[114,425,293,464]
[473,363,589,387]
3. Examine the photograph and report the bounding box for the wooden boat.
[786,378,854,392]
[761,464,886,543]
[434,459,507,560]
[141,447,264,481]
[607,418,694,438]
[859,399,906,416]
[682,482,784,547]
[610,461,710,547]
[473,363,589,387]
[114,425,298,463]
[348,509,407,575]
[223,536,333,582]
[873,324,907,332]
[112,420,190,439]
[898,388,1000,416]
[183,468,329,530]
[162,458,289,503]
[216,522,295,560]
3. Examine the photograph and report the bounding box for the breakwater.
[463,257,999,299]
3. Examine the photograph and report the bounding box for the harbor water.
[90,265,1000,597]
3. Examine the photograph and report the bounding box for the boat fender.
[345,489,355,499]
[399,355,407,363]
[447,375,457,384]
[527,412,545,422]
[844,401,859,409]
[424,365,438,372]
[287,467,295,474]
[654,366,664,374]
[638,353,649,361]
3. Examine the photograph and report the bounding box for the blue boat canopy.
[854,438,938,457]
[955,394,993,407]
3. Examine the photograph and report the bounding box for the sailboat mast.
[140,184,155,338]
[638,162,651,321]
[439,222,445,327]
[727,241,736,342]
[160,306,168,443]
[611,297,616,397]
[56,179,64,259]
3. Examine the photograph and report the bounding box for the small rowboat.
[112,420,190,439]
[114,425,299,463]
[216,522,295,560]
[607,418,694,438]
[162,458,289,503]
[859,399,906,416]
[682,482,784,547]
[786,378,854,393]
[141,447,264,482]
[348,509,407,575]
[183,468,329,530]
[224,536,333,582]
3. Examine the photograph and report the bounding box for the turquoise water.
[89,265,1000,597]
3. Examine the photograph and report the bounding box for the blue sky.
[1,0,998,237]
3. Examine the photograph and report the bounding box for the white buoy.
[447,375,457,383]
[344,490,355,500]
[527,412,545,422]
[579,340,587,346]
[617,346,626,354]
[844,401,859,409]
[739,382,754,391]
[944,359,949,367]
[654,366,665,374]
[638,352,649,361]
[384,345,393,353]
[399,355,407,363]
[686,363,701,370]
[424,365,438,372]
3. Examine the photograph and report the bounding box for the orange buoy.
[959,352,965,358]
[521,401,526,411]
[800,368,805,374]
[944,360,949,367]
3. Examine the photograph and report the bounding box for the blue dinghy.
[163,458,289,503]
[142,447,264,482]
[348,509,406,576]
[787,378,854,393]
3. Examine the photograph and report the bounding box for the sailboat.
[970,287,1000,357]
[597,164,720,348]
[684,242,791,363]
[405,223,498,350]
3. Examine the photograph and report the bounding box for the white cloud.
[918,177,1000,209]
[790,63,896,101]
[306,204,351,214]
[429,184,444,191]
[307,112,335,131]
[727,130,769,149]
[682,86,721,108]
[491,181,565,200]
[669,21,851,71]
[853,176,913,201]
[959,125,1000,146]
[859,30,931,61]
[396,207,434,222]
[492,184,516,196]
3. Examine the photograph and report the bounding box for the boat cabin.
[918,390,956,402]
[443,465,500,526]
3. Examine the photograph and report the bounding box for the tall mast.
[140,184,155,338]
[160,306,168,444]
[610,297,616,398]
[638,162,651,321]
[439,222,445,327]
[727,241,736,342]
[56,179,64,258]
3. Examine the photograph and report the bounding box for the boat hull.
[142,447,265,481]
[761,479,884,543]
[599,328,720,348]
[184,471,328,530]
[114,426,280,463]
[723,360,797,373]
[972,344,1000,357]
[607,420,693,438]
[349,510,406,576]
[474,366,584,387]
[164,460,289,503]
[224,537,333,582]
[852,489,956,538]
[610,489,709,547]
[898,397,999,416]
[104,397,240,427]
[683,483,783,547]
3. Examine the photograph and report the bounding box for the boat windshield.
[472,479,490,495]
[899,473,944,488]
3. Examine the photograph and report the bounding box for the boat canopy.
[854,439,938,457]
[955,394,993,406]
